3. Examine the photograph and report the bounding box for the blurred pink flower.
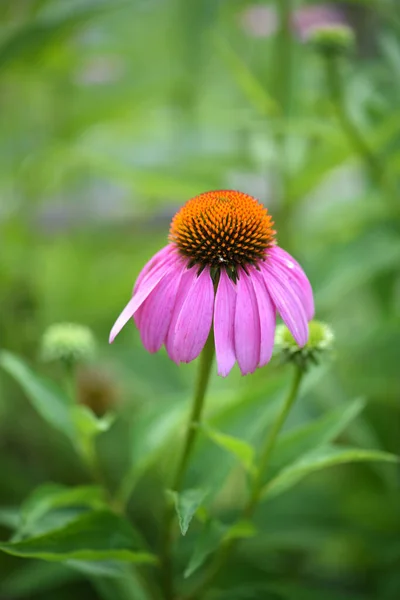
[109,190,314,377]
[240,3,348,41]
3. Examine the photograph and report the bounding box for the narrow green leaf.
[0,510,158,564]
[184,520,224,579]
[0,351,74,440]
[171,489,208,536]
[18,484,107,538]
[269,398,366,477]
[262,446,399,501]
[201,425,255,474]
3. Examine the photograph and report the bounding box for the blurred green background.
[0,0,400,599]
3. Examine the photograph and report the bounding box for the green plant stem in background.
[162,332,215,600]
[187,365,304,600]
[273,0,293,208]
[325,56,384,185]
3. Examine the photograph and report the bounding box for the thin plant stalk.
[325,55,384,185]
[162,331,215,600]
[186,365,304,600]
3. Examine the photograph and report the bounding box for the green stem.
[162,332,215,600]
[245,365,303,515]
[186,365,304,600]
[272,0,293,221]
[325,55,383,185]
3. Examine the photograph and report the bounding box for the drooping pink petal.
[134,248,185,329]
[138,261,186,353]
[267,246,314,320]
[250,267,276,367]
[169,267,214,364]
[234,268,261,375]
[165,267,199,363]
[134,245,177,294]
[261,263,308,347]
[109,265,173,343]
[214,270,237,377]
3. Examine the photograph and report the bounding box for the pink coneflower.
[109,190,314,377]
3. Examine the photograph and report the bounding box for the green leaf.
[71,405,115,438]
[171,488,208,536]
[223,520,257,543]
[0,510,158,564]
[269,398,366,477]
[184,519,224,579]
[18,484,107,538]
[0,351,74,440]
[262,446,399,501]
[0,507,20,530]
[201,425,256,474]
[1,561,80,599]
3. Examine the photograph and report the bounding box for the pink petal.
[250,267,276,367]
[134,245,177,294]
[234,269,261,375]
[267,246,314,320]
[214,270,237,377]
[261,263,308,347]
[134,247,185,329]
[138,262,185,353]
[169,267,214,364]
[165,268,199,363]
[109,265,173,343]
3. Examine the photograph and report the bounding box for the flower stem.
[162,332,215,600]
[325,55,384,185]
[245,364,304,516]
[186,365,304,600]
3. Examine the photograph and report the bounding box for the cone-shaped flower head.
[109,190,314,376]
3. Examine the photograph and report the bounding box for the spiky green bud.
[275,320,334,369]
[41,323,96,366]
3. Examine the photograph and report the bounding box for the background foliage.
[0,0,399,599]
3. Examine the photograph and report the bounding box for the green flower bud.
[275,320,334,369]
[308,24,355,57]
[41,323,96,366]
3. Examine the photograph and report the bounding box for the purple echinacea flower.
[109,190,314,377]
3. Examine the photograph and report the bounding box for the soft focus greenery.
[1,1,400,599]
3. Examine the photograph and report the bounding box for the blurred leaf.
[93,569,154,600]
[0,1,125,69]
[223,520,257,542]
[0,507,19,530]
[200,424,256,474]
[269,398,366,477]
[316,232,400,310]
[184,519,224,579]
[0,510,157,563]
[171,488,208,536]
[18,484,107,538]
[262,446,399,501]
[0,351,75,440]
[214,35,278,117]
[67,559,130,579]
[71,405,115,438]
[1,561,80,599]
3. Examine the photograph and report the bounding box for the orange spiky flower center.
[169,190,275,275]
